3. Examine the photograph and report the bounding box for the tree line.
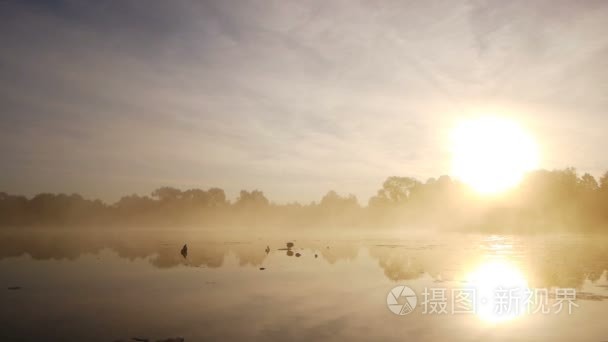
[1,168,608,232]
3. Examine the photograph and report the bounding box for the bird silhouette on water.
[265,246,270,254]
[180,244,188,258]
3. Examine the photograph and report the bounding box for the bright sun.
[450,116,539,195]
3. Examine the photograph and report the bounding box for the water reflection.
[0,230,606,290]
[465,260,528,323]
[2,230,608,341]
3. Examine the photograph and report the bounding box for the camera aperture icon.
[387,285,417,315]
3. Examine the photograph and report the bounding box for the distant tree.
[320,191,359,210]
[599,171,608,192]
[368,189,390,208]
[235,190,269,208]
[369,177,421,207]
[207,188,227,207]
[4,168,608,231]
[0,192,28,226]
[151,187,182,202]
[579,173,599,192]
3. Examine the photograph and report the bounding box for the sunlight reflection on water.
[1,230,608,341]
[466,259,528,323]
[464,236,530,323]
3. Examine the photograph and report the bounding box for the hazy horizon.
[0,166,606,206]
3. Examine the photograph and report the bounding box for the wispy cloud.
[1,0,608,202]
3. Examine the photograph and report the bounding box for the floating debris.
[180,244,188,258]
[259,267,266,270]
[286,250,294,257]
[314,254,318,258]
[7,286,21,290]
[295,253,301,257]
[286,242,294,248]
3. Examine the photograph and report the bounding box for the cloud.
[1,1,608,202]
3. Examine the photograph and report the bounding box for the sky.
[1,0,608,204]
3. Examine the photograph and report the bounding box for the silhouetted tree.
[600,171,608,192]
[320,191,359,210]
[235,190,269,208]
[2,168,608,231]
[151,187,182,202]
[369,177,421,207]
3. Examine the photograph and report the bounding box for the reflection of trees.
[367,237,608,288]
[318,243,358,264]
[525,238,608,289]
[141,243,268,269]
[1,231,607,289]
[232,244,267,266]
[369,247,426,281]
[0,231,114,261]
[150,244,227,269]
[368,245,452,281]
[0,231,261,269]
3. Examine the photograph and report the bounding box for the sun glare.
[450,116,539,195]
[466,260,529,323]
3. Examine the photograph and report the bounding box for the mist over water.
[2,228,608,341]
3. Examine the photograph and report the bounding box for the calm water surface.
[1,229,608,341]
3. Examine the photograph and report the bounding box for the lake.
[1,229,607,341]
